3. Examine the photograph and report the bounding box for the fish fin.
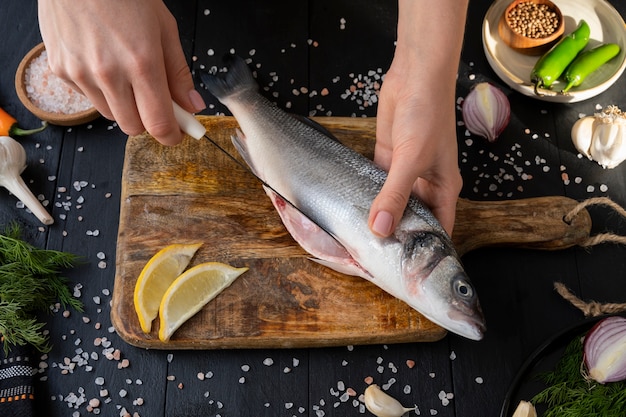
[263,186,370,278]
[199,54,257,100]
[230,129,261,177]
[292,115,341,143]
[309,258,373,280]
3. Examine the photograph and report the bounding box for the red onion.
[584,316,626,384]
[461,82,510,143]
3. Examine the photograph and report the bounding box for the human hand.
[37,0,206,146]
[368,0,467,237]
[369,62,462,237]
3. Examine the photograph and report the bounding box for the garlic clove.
[0,136,53,225]
[461,82,510,142]
[511,400,537,417]
[363,384,416,417]
[590,123,626,169]
[571,116,595,160]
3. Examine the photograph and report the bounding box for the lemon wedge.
[158,262,248,341]
[133,243,202,333]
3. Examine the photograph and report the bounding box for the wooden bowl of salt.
[15,43,99,126]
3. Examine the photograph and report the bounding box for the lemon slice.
[134,243,202,333]
[158,262,248,342]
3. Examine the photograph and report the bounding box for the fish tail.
[200,55,257,100]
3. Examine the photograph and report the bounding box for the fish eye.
[454,277,474,299]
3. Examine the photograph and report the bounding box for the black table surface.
[2,1,626,416]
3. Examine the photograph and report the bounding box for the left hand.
[369,58,462,237]
[368,0,467,238]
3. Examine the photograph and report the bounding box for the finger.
[429,197,457,237]
[76,59,145,134]
[412,177,460,236]
[368,151,420,237]
[160,18,205,113]
[100,85,145,136]
[130,50,185,146]
[44,52,116,121]
[373,89,395,170]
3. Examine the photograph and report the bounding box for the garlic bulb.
[363,384,416,417]
[461,82,511,142]
[0,136,53,225]
[571,105,626,169]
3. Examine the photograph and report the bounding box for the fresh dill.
[531,331,626,416]
[0,223,82,354]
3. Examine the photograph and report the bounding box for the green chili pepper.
[561,43,621,93]
[531,20,590,94]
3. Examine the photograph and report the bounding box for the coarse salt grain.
[25,51,93,114]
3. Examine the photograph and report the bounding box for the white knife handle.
[172,101,206,140]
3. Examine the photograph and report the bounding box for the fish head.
[399,230,486,341]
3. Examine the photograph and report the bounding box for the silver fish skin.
[201,56,485,341]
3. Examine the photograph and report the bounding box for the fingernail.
[372,211,394,236]
[189,89,206,112]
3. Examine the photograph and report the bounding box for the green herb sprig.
[531,331,626,416]
[0,224,82,354]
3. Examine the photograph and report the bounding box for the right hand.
[38,0,206,146]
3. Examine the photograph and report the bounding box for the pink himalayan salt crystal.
[24,50,93,114]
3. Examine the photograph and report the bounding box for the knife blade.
[171,101,313,224]
[171,101,263,183]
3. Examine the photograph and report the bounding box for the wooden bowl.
[15,42,99,126]
[498,0,564,55]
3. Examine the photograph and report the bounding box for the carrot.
[0,107,47,136]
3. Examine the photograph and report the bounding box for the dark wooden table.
[2,1,626,416]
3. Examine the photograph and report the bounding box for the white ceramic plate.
[483,0,626,102]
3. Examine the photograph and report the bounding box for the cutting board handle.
[453,196,592,256]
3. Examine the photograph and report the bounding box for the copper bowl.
[498,0,565,56]
[15,43,99,126]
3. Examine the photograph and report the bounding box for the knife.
[172,101,208,140]
[170,101,317,228]
[171,101,252,176]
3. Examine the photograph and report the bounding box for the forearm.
[395,0,468,97]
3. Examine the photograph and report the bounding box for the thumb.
[368,162,416,238]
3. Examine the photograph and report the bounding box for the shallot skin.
[584,315,626,384]
[462,82,511,143]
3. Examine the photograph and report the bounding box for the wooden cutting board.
[112,116,591,349]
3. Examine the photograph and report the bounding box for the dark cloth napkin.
[0,341,36,417]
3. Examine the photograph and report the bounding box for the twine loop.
[565,196,626,247]
[555,197,626,315]
[555,282,626,317]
